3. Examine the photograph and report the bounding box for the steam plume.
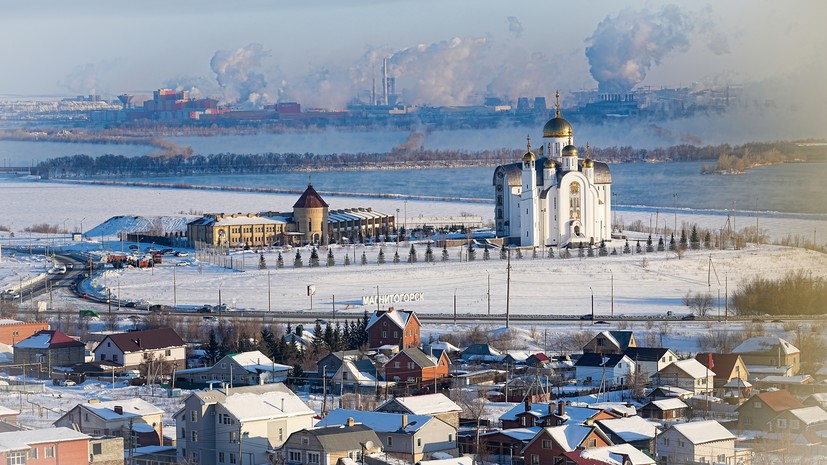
[507,16,523,38]
[210,43,270,106]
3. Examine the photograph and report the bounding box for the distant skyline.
[1,1,824,111]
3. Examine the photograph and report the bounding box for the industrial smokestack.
[383,58,389,106]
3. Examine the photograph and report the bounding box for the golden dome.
[543,90,573,138]
[562,144,578,157]
[522,135,535,162]
[544,157,556,169]
[584,158,594,168]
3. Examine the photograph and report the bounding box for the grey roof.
[301,424,381,452]
[625,347,671,362]
[391,348,439,368]
[574,353,628,368]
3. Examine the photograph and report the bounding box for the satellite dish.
[363,441,374,449]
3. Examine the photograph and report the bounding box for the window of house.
[191,410,197,422]
[678,439,684,448]
[192,431,198,442]
[744,417,752,425]
[791,420,800,430]
[588,439,597,447]
[27,448,38,459]
[394,331,399,338]
[407,377,415,382]
[662,438,670,446]
[387,436,393,446]
[166,349,171,356]
[308,453,321,464]
[44,446,55,458]
[393,362,400,369]
[449,434,453,442]
[417,438,422,447]
[407,362,414,369]
[531,455,539,465]
[229,453,237,464]
[288,451,302,462]
[230,431,238,443]
[113,354,118,362]
[279,428,283,441]
[302,437,309,445]
[754,402,762,409]
[542,440,552,449]
[7,451,25,465]
[777,419,787,429]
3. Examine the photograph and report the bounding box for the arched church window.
[570,182,581,220]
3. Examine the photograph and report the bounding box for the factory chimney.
[383,58,389,106]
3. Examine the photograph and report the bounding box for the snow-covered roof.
[14,330,84,350]
[649,385,694,398]
[481,427,541,442]
[500,402,550,421]
[379,394,461,416]
[214,215,287,227]
[733,337,799,355]
[723,378,752,388]
[366,308,414,331]
[229,350,291,373]
[597,416,660,442]
[0,406,17,417]
[758,375,812,385]
[429,341,461,353]
[648,398,688,411]
[788,407,827,425]
[670,420,735,444]
[663,359,715,379]
[81,398,164,421]
[131,423,157,433]
[544,424,595,451]
[504,351,531,362]
[221,384,314,422]
[316,409,432,434]
[88,215,198,237]
[589,402,637,417]
[416,457,474,465]
[579,444,656,465]
[0,427,90,452]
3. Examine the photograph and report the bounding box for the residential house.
[460,344,503,363]
[0,406,19,431]
[595,416,660,454]
[753,375,814,396]
[768,406,827,443]
[520,424,613,465]
[562,444,656,465]
[0,427,90,465]
[175,350,291,388]
[623,347,678,378]
[175,383,315,465]
[279,420,383,465]
[694,353,750,394]
[384,348,450,389]
[500,401,618,430]
[133,445,178,465]
[366,307,421,350]
[646,386,694,401]
[803,393,827,410]
[317,350,365,379]
[330,357,392,395]
[582,331,637,355]
[54,398,165,447]
[733,336,800,376]
[0,320,49,346]
[656,420,749,465]
[13,330,86,367]
[573,353,636,388]
[315,408,458,462]
[92,327,186,370]
[283,324,316,350]
[88,436,126,465]
[376,393,462,430]
[650,359,715,395]
[474,428,540,464]
[736,389,804,431]
[526,353,551,368]
[639,398,688,422]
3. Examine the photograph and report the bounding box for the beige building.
[53,398,165,447]
[279,421,382,465]
[91,327,187,371]
[188,183,395,248]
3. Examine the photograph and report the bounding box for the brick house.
[53,398,165,447]
[0,320,49,346]
[367,307,421,350]
[0,427,90,465]
[92,327,186,370]
[521,424,613,465]
[736,389,804,431]
[13,330,85,367]
[384,348,450,387]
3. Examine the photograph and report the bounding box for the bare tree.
[683,291,713,316]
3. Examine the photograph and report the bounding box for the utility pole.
[267,270,271,312]
[610,272,614,317]
[590,287,594,323]
[487,272,491,316]
[172,265,177,308]
[505,248,511,329]
[238,424,244,465]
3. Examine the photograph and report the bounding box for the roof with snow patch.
[596,416,660,443]
[14,330,84,350]
[377,394,461,416]
[77,398,164,421]
[660,359,715,379]
[646,398,688,411]
[316,409,432,434]
[220,384,314,422]
[366,308,415,331]
[788,406,827,425]
[228,350,291,373]
[733,337,799,355]
[0,427,90,453]
[577,444,656,465]
[669,420,735,445]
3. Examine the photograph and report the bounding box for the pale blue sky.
[1,0,824,109]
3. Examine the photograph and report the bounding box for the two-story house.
[768,406,827,443]
[53,398,164,447]
[733,336,800,377]
[376,393,463,430]
[500,401,618,430]
[623,347,678,378]
[650,359,715,395]
[279,419,383,465]
[520,424,613,465]
[384,348,450,389]
[736,389,804,431]
[175,350,291,388]
[13,330,86,368]
[175,383,315,465]
[0,427,90,465]
[573,353,636,388]
[656,420,748,465]
[366,307,421,350]
[92,327,186,371]
[582,331,637,355]
[315,409,457,462]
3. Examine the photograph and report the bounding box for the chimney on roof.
[557,400,565,416]
[524,399,532,412]
[114,405,123,415]
[401,414,408,428]
[346,417,355,427]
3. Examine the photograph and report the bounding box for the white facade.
[574,355,636,388]
[93,339,186,369]
[656,420,745,465]
[493,103,612,248]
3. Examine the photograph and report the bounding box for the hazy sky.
[1,0,825,109]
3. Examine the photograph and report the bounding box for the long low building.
[187,183,395,247]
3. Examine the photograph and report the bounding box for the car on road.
[594,320,610,325]
[174,251,189,257]
[681,314,696,320]
[197,305,213,313]
[579,314,593,320]
[128,245,139,250]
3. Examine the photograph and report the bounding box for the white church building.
[493,93,612,248]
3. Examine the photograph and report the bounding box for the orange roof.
[751,390,804,413]
[293,184,329,209]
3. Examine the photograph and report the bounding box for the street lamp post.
[672,193,677,234]
[80,217,87,240]
[396,209,400,244]
[403,200,407,241]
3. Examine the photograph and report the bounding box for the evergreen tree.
[425,243,434,262]
[359,310,370,347]
[291,364,304,386]
[294,250,303,268]
[690,225,701,250]
[393,250,400,264]
[322,323,334,350]
[274,337,288,365]
[599,240,608,256]
[276,252,284,269]
[361,251,368,265]
[344,254,351,266]
[378,248,386,264]
[500,246,507,260]
[467,245,476,261]
[657,236,665,252]
[309,248,320,267]
[259,327,277,359]
[259,252,267,270]
[679,229,688,249]
[611,247,618,256]
[516,248,523,259]
[636,240,642,254]
[408,244,418,263]
[442,244,450,261]
[203,329,222,365]
[342,321,351,350]
[623,240,631,254]
[547,247,554,258]
[669,233,676,251]
[326,248,335,267]
[331,321,343,351]
[311,321,324,357]
[483,245,491,260]
[646,235,654,252]
[703,231,712,249]
[587,245,595,257]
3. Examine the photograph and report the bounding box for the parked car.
[579,314,593,320]
[174,251,189,257]
[197,305,213,313]
[681,314,696,320]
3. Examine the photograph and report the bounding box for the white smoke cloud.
[61,63,99,95]
[585,5,728,94]
[507,16,523,38]
[210,43,271,107]
[163,75,218,100]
